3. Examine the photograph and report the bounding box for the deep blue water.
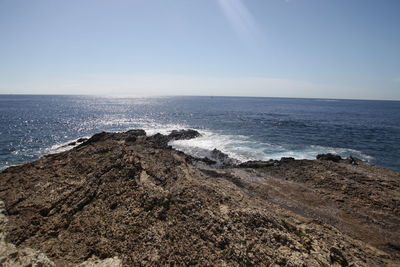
[1,95,399,171]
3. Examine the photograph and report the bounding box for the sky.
[0,0,399,100]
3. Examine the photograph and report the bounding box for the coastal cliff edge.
[0,130,399,266]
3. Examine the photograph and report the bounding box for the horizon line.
[0,93,399,102]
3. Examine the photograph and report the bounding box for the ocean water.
[0,95,399,172]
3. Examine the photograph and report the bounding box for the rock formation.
[316,153,342,162]
[0,130,399,266]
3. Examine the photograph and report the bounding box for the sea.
[1,95,399,172]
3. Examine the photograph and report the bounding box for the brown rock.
[0,130,399,266]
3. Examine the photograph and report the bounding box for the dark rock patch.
[316,153,342,162]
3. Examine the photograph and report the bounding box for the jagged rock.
[208,148,237,167]
[126,129,146,137]
[147,133,170,148]
[0,130,399,266]
[210,148,228,161]
[188,155,217,166]
[239,160,277,168]
[77,131,110,147]
[168,129,200,140]
[316,153,342,162]
[148,129,201,148]
[280,157,295,162]
[187,149,237,168]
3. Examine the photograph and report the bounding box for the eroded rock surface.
[0,130,399,266]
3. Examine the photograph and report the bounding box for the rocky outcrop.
[168,129,201,140]
[316,153,342,162]
[0,130,399,266]
[146,129,201,148]
[201,148,238,168]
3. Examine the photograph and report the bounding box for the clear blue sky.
[0,0,399,100]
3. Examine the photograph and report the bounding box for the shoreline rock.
[0,129,399,266]
[316,153,342,162]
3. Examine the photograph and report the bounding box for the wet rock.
[280,157,295,163]
[124,135,137,143]
[209,148,237,167]
[126,129,146,137]
[239,160,277,168]
[190,156,217,166]
[200,157,217,165]
[168,129,200,140]
[124,130,145,143]
[147,133,170,148]
[148,129,201,148]
[316,153,342,162]
[210,148,228,160]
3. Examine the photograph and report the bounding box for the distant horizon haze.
[1,93,399,102]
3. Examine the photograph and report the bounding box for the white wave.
[170,129,374,163]
[38,122,374,165]
[39,122,191,156]
[310,145,374,161]
[263,147,372,162]
[140,123,191,136]
[170,130,273,162]
[78,117,191,137]
[41,136,91,155]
